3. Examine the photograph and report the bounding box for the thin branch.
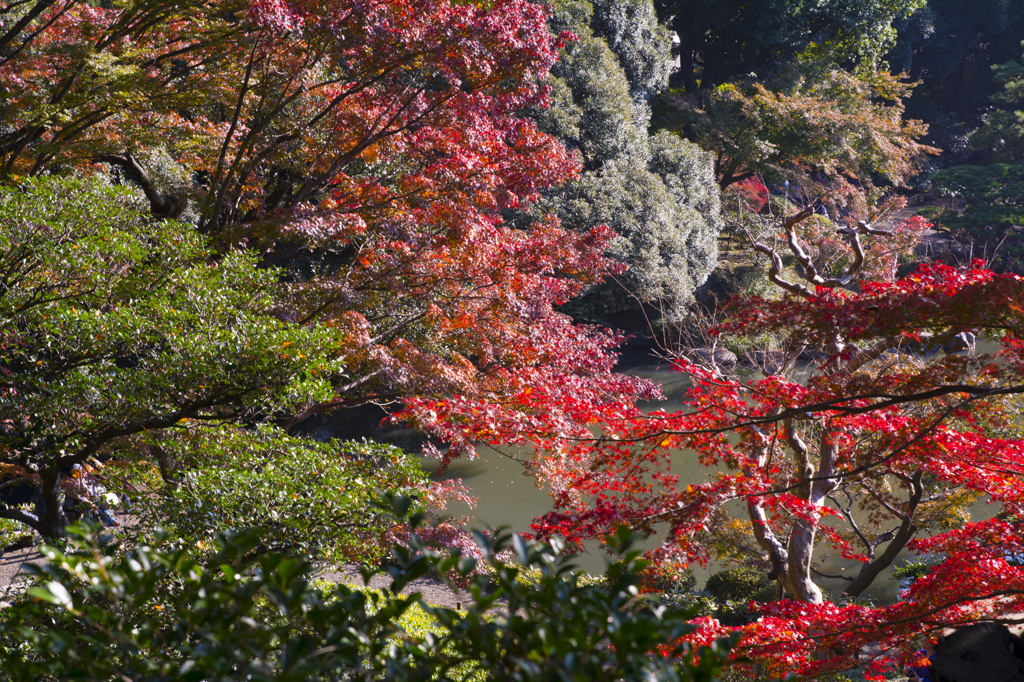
[0,504,40,532]
[811,565,854,582]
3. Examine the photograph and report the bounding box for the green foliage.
[590,0,673,101]
[0,511,735,681]
[149,427,429,565]
[0,515,30,551]
[666,63,933,205]
[539,7,641,162]
[887,1,1024,165]
[704,568,773,604]
[513,565,608,590]
[0,524,422,681]
[971,44,1024,163]
[633,562,717,618]
[547,131,721,317]
[891,559,938,585]
[657,0,924,92]
[526,0,721,318]
[314,580,484,682]
[0,176,345,537]
[929,163,1024,235]
[406,522,736,682]
[700,569,778,628]
[926,42,1024,268]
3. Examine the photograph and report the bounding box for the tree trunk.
[672,15,699,94]
[36,469,68,539]
[152,443,180,491]
[784,425,838,603]
[96,152,187,219]
[785,519,824,603]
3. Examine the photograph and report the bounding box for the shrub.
[148,427,430,565]
[0,505,735,682]
[705,567,773,604]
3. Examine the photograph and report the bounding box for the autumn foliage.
[523,212,1024,674]
[6,0,1020,676]
[0,0,656,478]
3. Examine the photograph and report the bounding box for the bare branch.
[752,241,815,297]
[844,470,924,597]
[0,504,40,532]
[745,411,790,585]
[828,487,875,558]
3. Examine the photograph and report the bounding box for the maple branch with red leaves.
[524,208,1024,675]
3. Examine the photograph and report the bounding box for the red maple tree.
[1,0,656,493]
[519,210,1024,676]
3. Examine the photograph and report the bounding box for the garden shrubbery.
[0,504,734,682]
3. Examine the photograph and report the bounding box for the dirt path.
[320,567,473,609]
[885,199,970,266]
[0,546,45,606]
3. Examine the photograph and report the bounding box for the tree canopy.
[971,44,1024,164]
[655,0,924,94]
[0,176,355,538]
[652,1,936,231]
[927,44,1024,265]
[523,209,1024,676]
[514,0,721,318]
[665,63,936,203]
[0,0,662,485]
[886,0,1024,162]
[8,0,1024,677]
[929,163,1024,236]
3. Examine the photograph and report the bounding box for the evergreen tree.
[520,0,722,320]
[972,43,1024,164]
[656,0,925,94]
